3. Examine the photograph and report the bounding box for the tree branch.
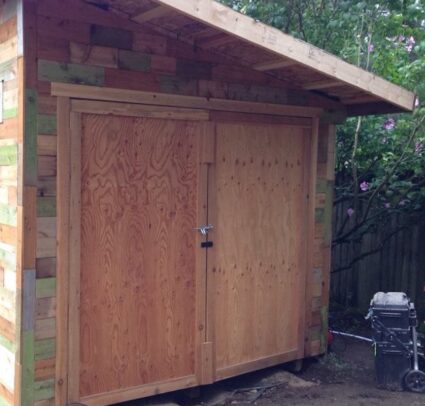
[331,225,407,274]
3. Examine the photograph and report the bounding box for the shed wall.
[20,0,335,404]
[0,1,22,406]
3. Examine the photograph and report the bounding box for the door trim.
[52,82,323,118]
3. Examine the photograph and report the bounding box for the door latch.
[194,224,214,236]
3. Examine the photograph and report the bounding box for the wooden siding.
[0,2,22,406]
[19,0,339,404]
[305,124,336,356]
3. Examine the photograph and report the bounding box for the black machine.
[368,292,425,393]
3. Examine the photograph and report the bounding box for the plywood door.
[75,114,204,401]
[209,122,311,380]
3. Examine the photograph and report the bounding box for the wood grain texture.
[68,111,82,401]
[210,123,309,374]
[55,96,70,406]
[79,114,200,397]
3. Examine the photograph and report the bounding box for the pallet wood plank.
[90,25,133,50]
[35,278,56,300]
[37,136,56,157]
[24,89,38,186]
[35,318,55,340]
[35,358,55,381]
[35,338,55,361]
[38,60,105,86]
[118,49,151,72]
[70,42,118,69]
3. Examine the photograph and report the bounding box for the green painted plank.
[37,197,56,217]
[0,244,16,270]
[22,331,35,406]
[118,50,151,72]
[316,178,328,193]
[34,378,55,402]
[25,89,38,186]
[0,332,15,352]
[35,338,56,360]
[38,59,105,86]
[159,75,197,96]
[0,59,16,81]
[320,305,329,353]
[0,204,17,227]
[0,144,17,166]
[36,277,56,299]
[91,25,133,50]
[3,107,17,119]
[37,114,57,135]
[315,208,325,223]
[323,181,334,245]
[0,395,12,406]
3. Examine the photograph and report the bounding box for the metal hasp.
[194,224,214,236]
[195,224,214,249]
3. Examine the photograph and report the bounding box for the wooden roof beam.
[303,80,347,91]
[132,5,172,24]
[341,95,380,104]
[152,0,415,112]
[253,59,298,71]
[196,33,238,49]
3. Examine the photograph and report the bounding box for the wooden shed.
[0,0,416,405]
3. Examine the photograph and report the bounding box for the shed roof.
[85,0,416,116]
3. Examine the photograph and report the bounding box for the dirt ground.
[118,337,425,406]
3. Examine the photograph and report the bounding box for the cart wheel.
[404,370,425,393]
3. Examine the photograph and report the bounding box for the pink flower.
[406,36,415,52]
[383,118,396,130]
[415,141,423,156]
[368,43,375,53]
[347,208,355,217]
[415,97,420,108]
[360,181,369,192]
[384,202,391,209]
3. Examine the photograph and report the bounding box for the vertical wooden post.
[300,118,319,358]
[55,97,70,406]
[67,112,82,402]
[195,121,216,385]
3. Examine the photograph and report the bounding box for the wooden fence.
[331,201,425,318]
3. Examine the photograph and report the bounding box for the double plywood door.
[67,108,310,405]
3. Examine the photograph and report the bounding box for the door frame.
[54,83,321,406]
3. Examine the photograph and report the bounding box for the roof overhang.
[143,0,415,115]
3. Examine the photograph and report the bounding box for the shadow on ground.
[116,337,425,406]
